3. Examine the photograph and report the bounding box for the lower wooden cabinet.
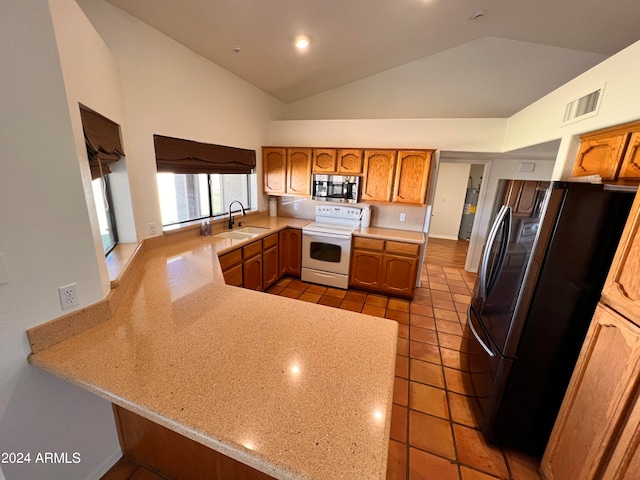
[112,405,275,480]
[262,233,279,289]
[218,249,243,287]
[541,303,640,480]
[349,236,420,298]
[279,228,302,277]
[243,243,263,291]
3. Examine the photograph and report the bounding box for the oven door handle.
[303,231,351,240]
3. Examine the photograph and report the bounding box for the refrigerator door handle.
[479,205,509,301]
[467,305,496,357]
[487,206,512,297]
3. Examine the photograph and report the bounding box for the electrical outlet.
[58,283,78,310]
[400,213,406,222]
[294,202,299,211]
[148,222,157,235]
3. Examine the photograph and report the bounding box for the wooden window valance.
[153,134,256,175]
[80,106,125,180]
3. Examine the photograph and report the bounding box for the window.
[92,175,118,253]
[157,172,256,226]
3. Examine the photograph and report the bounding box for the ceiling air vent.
[562,84,605,125]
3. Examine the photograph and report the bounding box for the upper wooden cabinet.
[312,149,337,173]
[262,147,311,196]
[619,131,640,180]
[602,189,640,325]
[502,180,548,215]
[392,150,433,205]
[361,150,397,202]
[264,146,433,203]
[337,149,364,174]
[263,147,287,195]
[286,148,312,196]
[572,122,640,183]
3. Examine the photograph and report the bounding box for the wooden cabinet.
[312,148,364,174]
[262,233,279,289]
[361,150,397,202]
[242,241,263,291]
[381,242,420,295]
[392,150,433,205]
[337,149,364,174]
[218,249,243,287]
[112,405,275,480]
[279,228,302,277]
[619,131,640,180]
[286,148,312,196]
[262,147,311,196]
[542,189,640,480]
[312,149,337,173]
[349,236,421,298]
[361,149,433,205]
[602,190,640,326]
[541,304,640,480]
[263,147,287,195]
[501,180,547,215]
[571,122,640,183]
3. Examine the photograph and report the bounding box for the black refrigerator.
[466,180,635,457]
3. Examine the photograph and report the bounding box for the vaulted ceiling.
[99,0,640,113]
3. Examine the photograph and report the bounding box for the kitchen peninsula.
[26,219,399,480]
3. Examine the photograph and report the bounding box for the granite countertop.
[28,219,398,480]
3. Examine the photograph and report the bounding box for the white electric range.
[301,205,362,289]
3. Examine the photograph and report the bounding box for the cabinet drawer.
[218,248,242,271]
[353,236,385,251]
[263,233,278,250]
[243,240,262,259]
[386,241,420,257]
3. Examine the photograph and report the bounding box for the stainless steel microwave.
[312,175,360,203]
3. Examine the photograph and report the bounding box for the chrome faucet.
[228,200,246,229]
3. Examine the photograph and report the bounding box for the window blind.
[80,106,125,180]
[153,134,256,175]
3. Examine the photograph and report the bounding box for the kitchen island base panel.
[112,405,275,480]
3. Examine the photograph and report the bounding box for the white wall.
[429,163,471,239]
[503,40,640,180]
[270,118,507,152]
[76,0,284,240]
[0,1,120,478]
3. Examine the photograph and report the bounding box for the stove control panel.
[315,205,362,219]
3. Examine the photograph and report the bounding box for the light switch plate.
[0,253,9,285]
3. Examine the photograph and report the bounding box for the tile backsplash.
[275,196,427,232]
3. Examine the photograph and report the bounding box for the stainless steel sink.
[214,226,269,240]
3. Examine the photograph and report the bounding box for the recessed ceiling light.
[295,35,310,50]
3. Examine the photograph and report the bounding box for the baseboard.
[85,449,123,480]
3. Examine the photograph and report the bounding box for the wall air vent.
[562,84,605,125]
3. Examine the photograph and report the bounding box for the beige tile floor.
[266,264,541,480]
